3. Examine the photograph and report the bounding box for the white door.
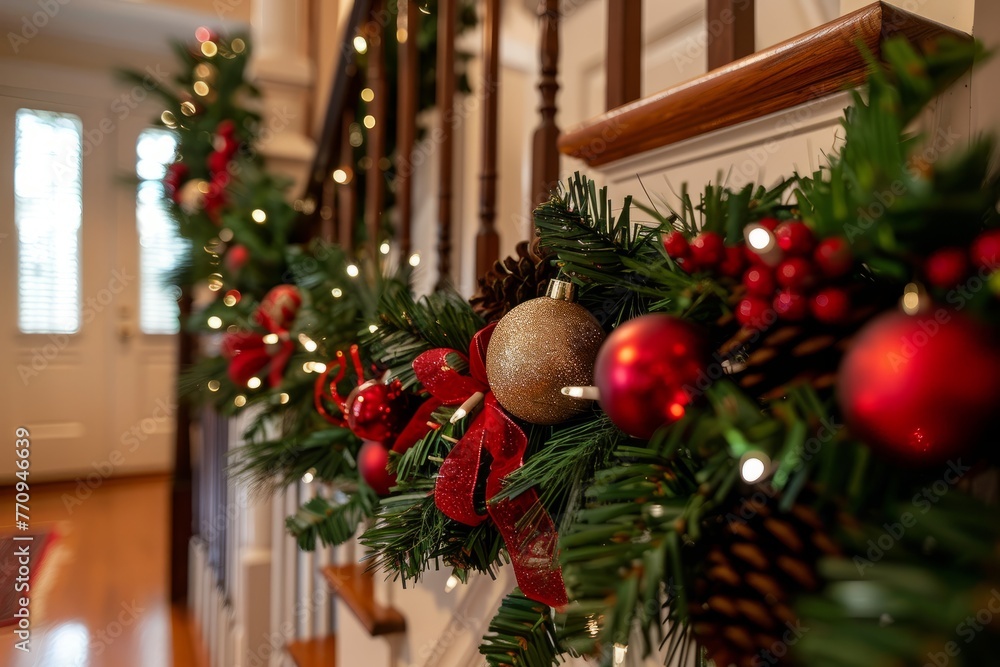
[0,69,178,482]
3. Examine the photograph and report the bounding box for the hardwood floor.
[0,475,203,666]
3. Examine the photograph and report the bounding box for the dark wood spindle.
[476,0,501,279]
[169,290,194,603]
[364,0,388,258]
[320,178,336,242]
[338,108,357,251]
[707,0,755,70]
[531,0,561,210]
[397,0,419,259]
[436,0,457,288]
[607,0,642,110]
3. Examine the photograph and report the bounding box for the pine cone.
[690,495,840,667]
[717,283,897,401]
[470,237,560,322]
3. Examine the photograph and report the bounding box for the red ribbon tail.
[434,414,490,526]
[391,397,443,455]
[482,395,568,608]
[489,493,568,608]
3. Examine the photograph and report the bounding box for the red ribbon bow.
[221,330,294,388]
[412,323,568,608]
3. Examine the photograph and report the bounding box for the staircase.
[181,3,980,667]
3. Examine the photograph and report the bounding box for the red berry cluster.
[663,218,855,329]
[923,229,1000,289]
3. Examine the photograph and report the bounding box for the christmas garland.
[136,25,1000,667]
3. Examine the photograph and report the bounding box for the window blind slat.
[136,129,184,335]
[15,109,83,334]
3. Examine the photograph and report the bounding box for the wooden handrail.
[322,564,406,636]
[559,2,965,167]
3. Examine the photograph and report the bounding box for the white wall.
[841,0,975,32]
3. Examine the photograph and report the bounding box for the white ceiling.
[0,0,249,57]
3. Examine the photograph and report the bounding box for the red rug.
[0,528,57,627]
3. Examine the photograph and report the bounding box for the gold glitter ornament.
[486,279,605,424]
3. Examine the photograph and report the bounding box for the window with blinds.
[15,109,83,334]
[136,129,184,335]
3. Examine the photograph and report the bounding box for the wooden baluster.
[476,0,501,279]
[397,0,419,259]
[365,0,388,259]
[169,289,194,603]
[531,0,560,211]
[338,108,357,252]
[707,0,755,70]
[607,0,642,110]
[437,0,457,288]
[320,178,336,242]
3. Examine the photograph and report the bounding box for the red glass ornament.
[774,221,815,256]
[255,285,302,334]
[743,266,776,297]
[690,232,726,269]
[773,289,807,321]
[776,258,817,291]
[358,440,395,495]
[345,379,411,443]
[315,345,414,447]
[736,296,771,329]
[810,287,850,324]
[837,310,1000,464]
[757,217,780,231]
[663,230,690,259]
[718,245,747,279]
[813,237,853,278]
[970,229,1000,270]
[925,247,970,289]
[594,314,710,439]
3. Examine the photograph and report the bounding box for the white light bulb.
[747,226,773,250]
[262,333,279,345]
[247,376,262,389]
[408,253,420,267]
[379,242,391,255]
[207,316,222,329]
[346,264,360,278]
[740,453,770,483]
[251,208,267,223]
[331,288,343,298]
